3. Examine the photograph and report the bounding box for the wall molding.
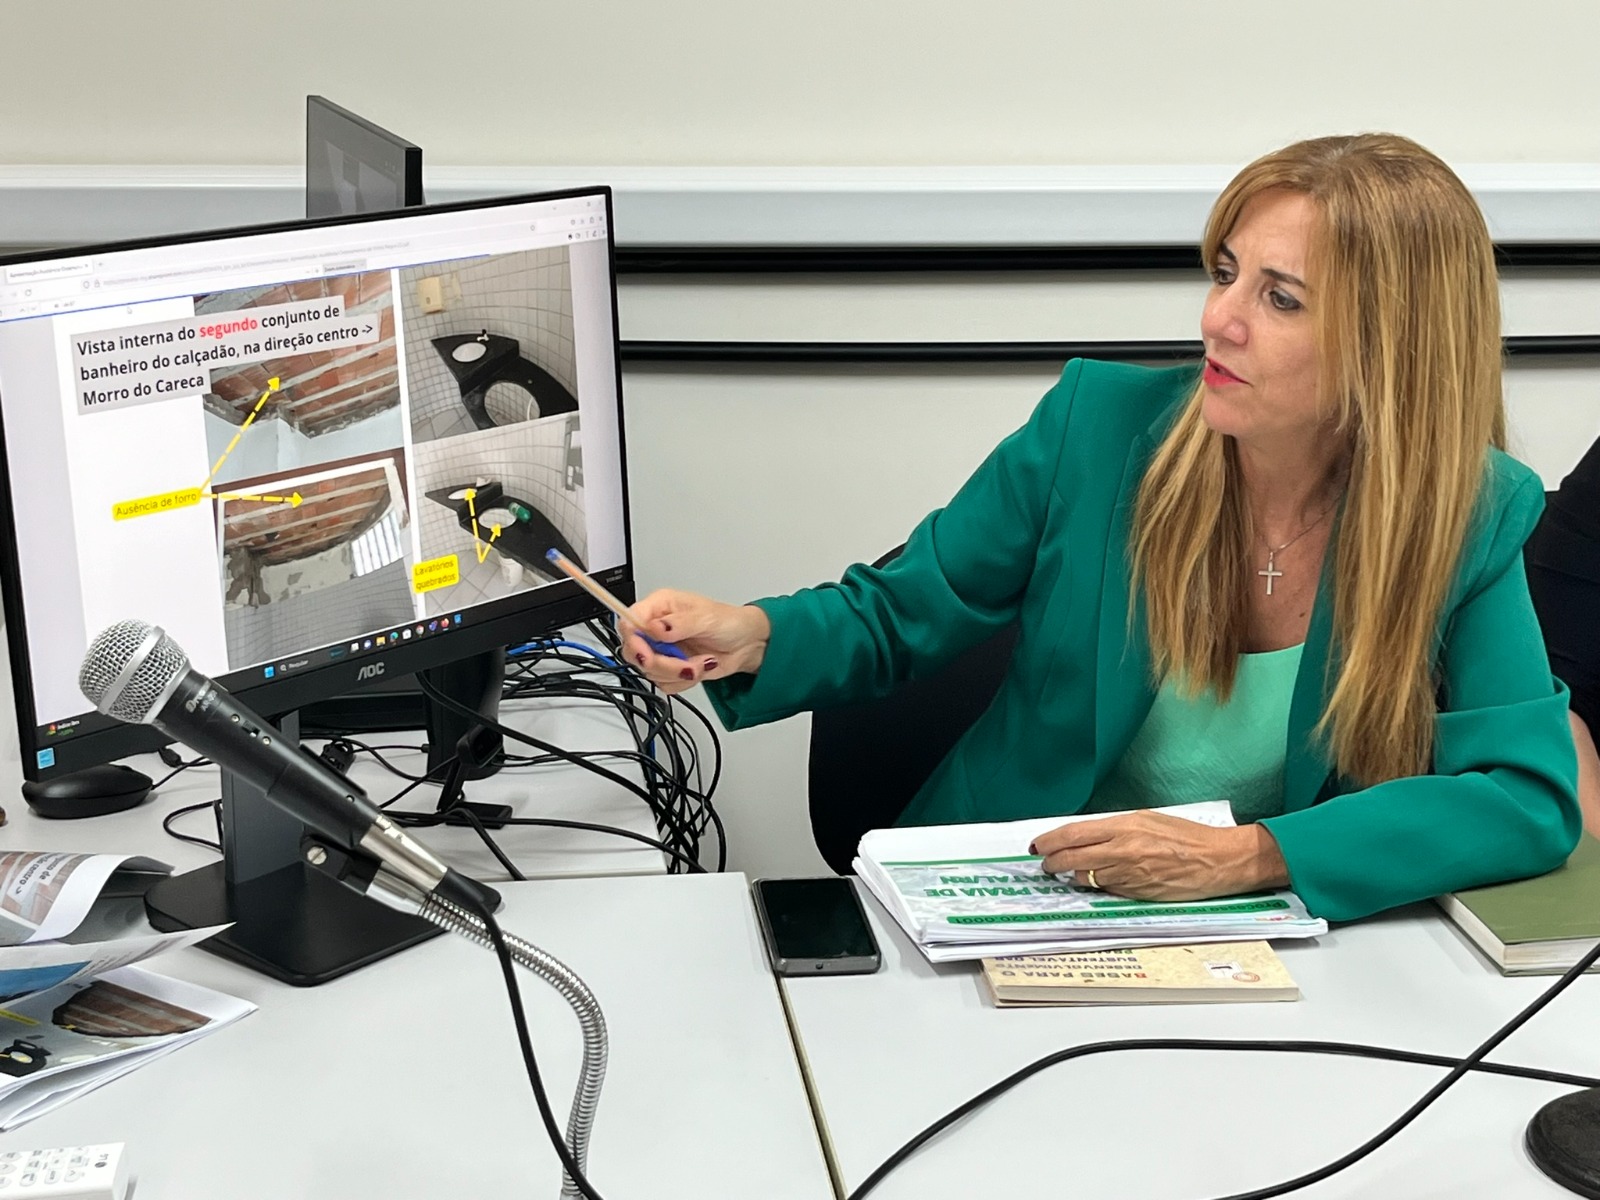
[619,334,1600,366]
[4,163,1600,250]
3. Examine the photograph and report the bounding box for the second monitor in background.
[305,96,424,218]
[302,96,500,776]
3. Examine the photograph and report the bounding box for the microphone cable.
[151,747,221,853]
[845,935,1600,1200]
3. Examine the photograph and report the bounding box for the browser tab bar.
[4,259,93,284]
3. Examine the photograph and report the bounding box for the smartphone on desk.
[752,877,882,976]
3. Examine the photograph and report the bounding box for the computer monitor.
[305,96,424,218]
[0,186,630,980]
[302,97,502,776]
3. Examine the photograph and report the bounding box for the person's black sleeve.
[1527,433,1600,732]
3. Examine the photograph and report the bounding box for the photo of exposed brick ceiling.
[195,271,397,438]
[217,453,417,669]
[221,462,396,568]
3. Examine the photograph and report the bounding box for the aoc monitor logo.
[357,662,386,682]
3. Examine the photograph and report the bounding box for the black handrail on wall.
[613,242,1600,365]
[621,335,1600,366]
[615,243,1600,275]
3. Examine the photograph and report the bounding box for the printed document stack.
[854,802,1327,963]
[0,850,253,1129]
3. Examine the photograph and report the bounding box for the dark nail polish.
[636,654,646,666]
[662,621,673,633]
[679,667,695,681]
[1028,842,1038,855]
[704,658,719,672]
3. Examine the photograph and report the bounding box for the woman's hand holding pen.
[625,589,771,695]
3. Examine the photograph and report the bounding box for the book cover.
[980,941,1299,1006]
[1436,835,1600,973]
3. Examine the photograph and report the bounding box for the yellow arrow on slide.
[205,490,303,507]
[474,523,502,564]
[201,377,281,489]
[465,488,484,547]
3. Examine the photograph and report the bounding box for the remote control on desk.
[0,1145,127,1199]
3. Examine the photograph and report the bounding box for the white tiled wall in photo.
[411,415,588,617]
[224,561,413,669]
[398,248,577,435]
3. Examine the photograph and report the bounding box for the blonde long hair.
[1131,134,1506,787]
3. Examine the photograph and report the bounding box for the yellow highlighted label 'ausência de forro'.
[112,488,203,521]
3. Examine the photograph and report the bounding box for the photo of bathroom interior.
[218,456,417,668]
[411,413,587,618]
[196,271,403,485]
[399,247,579,443]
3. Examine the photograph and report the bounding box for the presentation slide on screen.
[4,241,625,727]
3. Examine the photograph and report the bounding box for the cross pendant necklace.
[1256,492,1340,597]
[1258,549,1286,596]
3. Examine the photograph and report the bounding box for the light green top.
[1085,644,1305,823]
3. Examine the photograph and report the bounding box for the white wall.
[4,1,1599,166]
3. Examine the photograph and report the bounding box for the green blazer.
[707,359,1581,922]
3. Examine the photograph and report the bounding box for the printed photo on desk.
[0,851,228,1004]
[0,966,253,1131]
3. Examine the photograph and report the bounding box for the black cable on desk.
[378,755,460,810]
[151,749,220,852]
[160,798,222,853]
[388,808,707,874]
[420,662,722,873]
[330,737,446,784]
[847,936,1600,1200]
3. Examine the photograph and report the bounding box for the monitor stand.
[298,646,508,783]
[143,711,443,986]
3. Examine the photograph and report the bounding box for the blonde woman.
[626,134,1581,922]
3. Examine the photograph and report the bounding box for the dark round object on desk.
[1527,1087,1600,1197]
[20,763,153,819]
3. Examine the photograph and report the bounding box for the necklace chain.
[1256,493,1340,597]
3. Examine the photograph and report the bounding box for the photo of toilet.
[195,271,404,485]
[410,413,587,618]
[399,248,578,444]
[216,454,417,669]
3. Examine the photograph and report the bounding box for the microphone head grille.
[78,620,189,724]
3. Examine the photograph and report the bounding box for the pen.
[545,548,689,661]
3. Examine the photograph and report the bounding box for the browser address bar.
[96,239,417,288]
[95,219,575,290]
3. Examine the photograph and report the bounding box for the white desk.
[1,689,672,880]
[783,886,1600,1199]
[0,873,834,1199]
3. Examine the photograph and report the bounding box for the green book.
[1436,836,1600,975]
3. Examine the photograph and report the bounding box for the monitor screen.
[0,187,630,779]
[306,96,424,218]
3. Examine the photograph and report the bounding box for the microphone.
[78,619,499,915]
